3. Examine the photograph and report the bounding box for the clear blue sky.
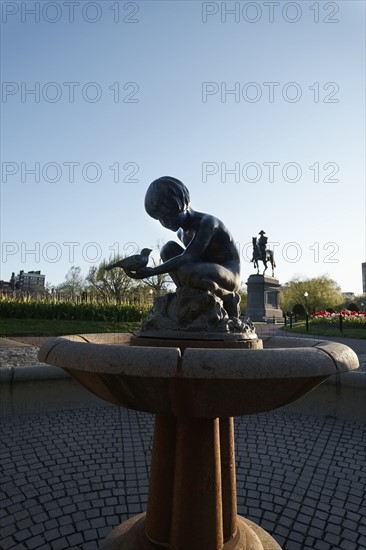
[1,0,365,294]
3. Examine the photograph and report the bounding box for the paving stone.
[27,535,47,549]
[67,532,85,546]
[339,539,359,550]
[59,523,76,536]
[14,528,32,542]
[287,530,305,543]
[50,538,71,550]
[84,528,98,541]
[324,531,342,546]
[314,539,332,549]
[44,518,59,530]
[29,523,45,537]
[342,528,360,543]
[58,515,73,526]
[98,525,112,539]
[1,523,17,538]
[325,522,342,535]
[0,514,16,528]
[293,521,309,535]
[308,527,324,539]
[73,511,87,522]
[76,519,92,531]
[1,538,21,550]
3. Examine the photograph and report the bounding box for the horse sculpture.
[251,237,276,277]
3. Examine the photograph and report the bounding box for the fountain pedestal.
[101,337,272,549]
[104,415,280,550]
[38,335,359,550]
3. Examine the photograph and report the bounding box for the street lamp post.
[304,292,309,331]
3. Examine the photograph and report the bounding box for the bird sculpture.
[105,248,152,273]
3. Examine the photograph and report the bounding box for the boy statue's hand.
[125,267,154,279]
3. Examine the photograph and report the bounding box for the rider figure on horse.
[257,230,267,261]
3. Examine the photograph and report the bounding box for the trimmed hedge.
[0,301,150,322]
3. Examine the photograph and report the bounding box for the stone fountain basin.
[38,338,359,418]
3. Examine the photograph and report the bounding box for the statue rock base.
[137,287,258,340]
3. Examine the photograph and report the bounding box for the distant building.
[0,272,16,292]
[15,270,46,292]
[363,262,366,294]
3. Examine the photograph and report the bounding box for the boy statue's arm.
[129,215,219,279]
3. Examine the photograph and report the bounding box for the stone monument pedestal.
[246,274,283,322]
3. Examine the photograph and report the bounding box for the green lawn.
[281,322,366,339]
[0,318,142,337]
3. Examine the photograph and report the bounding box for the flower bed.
[311,310,366,327]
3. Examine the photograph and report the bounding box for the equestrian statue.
[251,230,276,277]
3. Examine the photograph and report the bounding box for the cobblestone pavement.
[1,406,365,550]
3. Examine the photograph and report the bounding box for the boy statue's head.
[145,176,190,220]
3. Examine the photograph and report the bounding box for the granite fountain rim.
[38,336,359,379]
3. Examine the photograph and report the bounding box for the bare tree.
[57,266,85,298]
[86,256,136,303]
[140,256,172,297]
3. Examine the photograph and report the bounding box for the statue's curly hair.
[145,176,190,219]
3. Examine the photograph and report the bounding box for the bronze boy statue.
[127,176,241,318]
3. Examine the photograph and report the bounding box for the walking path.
[1,332,365,550]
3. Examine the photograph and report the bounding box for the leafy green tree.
[292,303,306,315]
[346,302,359,312]
[238,285,248,314]
[342,294,366,311]
[280,275,343,313]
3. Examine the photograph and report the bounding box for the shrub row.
[0,300,150,322]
